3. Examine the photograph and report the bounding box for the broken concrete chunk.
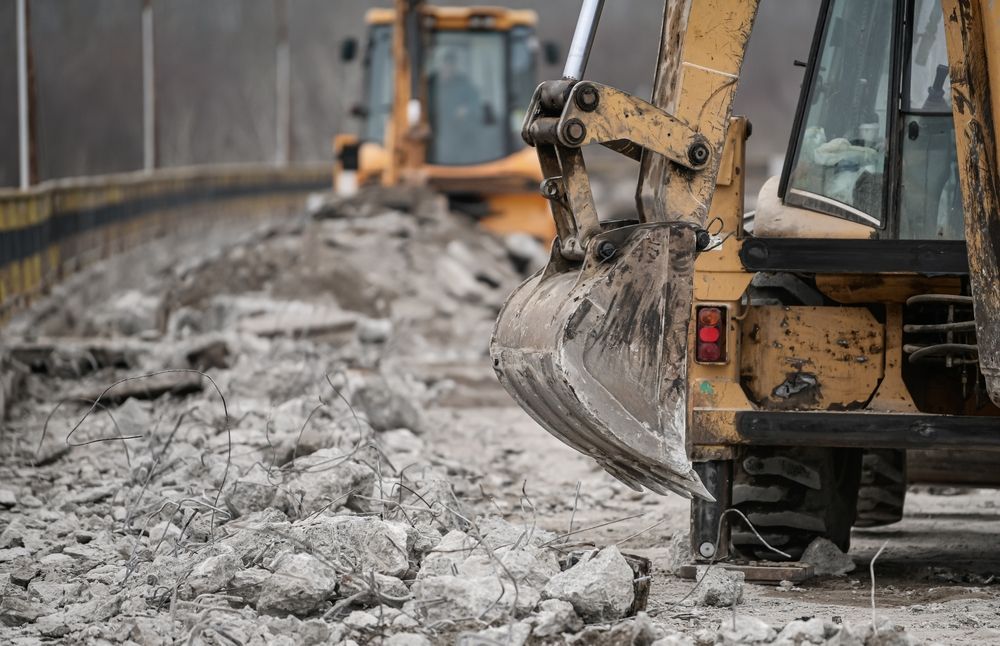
[802,537,856,576]
[477,515,557,551]
[225,468,281,518]
[358,318,393,344]
[773,617,835,645]
[292,516,410,578]
[0,489,18,507]
[531,598,583,637]
[350,373,424,433]
[411,574,538,623]
[0,595,49,626]
[666,529,691,576]
[692,566,745,607]
[416,529,475,579]
[228,567,272,605]
[184,548,238,597]
[283,447,377,516]
[459,544,561,592]
[121,616,172,646]
[719,615,777,644]
[385,633,432,646]
[343,609,379,631]
[257,553,338,616]
[339,572,410,606]
[861,618,917,646]
[541,546,634,622]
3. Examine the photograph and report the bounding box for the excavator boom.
[492,0,758,499]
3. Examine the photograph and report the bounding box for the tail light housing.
[695,305,727,363]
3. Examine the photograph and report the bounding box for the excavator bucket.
[491,221,711,499]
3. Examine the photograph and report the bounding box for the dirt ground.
[0,193,997,644]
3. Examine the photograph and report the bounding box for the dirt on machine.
[492,0,1000,571]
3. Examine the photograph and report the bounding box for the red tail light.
[695,305,727,363]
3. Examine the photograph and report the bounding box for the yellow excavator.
[492,0,1000,566]
[334,1,559,241]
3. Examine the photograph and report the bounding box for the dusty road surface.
[0,192,997,645]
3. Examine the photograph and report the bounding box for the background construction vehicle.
[491,0,1000,566]
[333,0,559,241]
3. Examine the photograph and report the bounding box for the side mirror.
[349,103,369,119]
[543,41,561,66]
[340,38,358,63]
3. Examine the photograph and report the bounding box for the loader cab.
[775,0,963,240]
[358,8,543,166]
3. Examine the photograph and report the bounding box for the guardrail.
[0,164,329,322]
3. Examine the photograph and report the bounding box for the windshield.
[785,0,894,227]
[363,25,393,144]
[426,30,508,165]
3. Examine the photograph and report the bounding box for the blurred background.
[0,0,821,198]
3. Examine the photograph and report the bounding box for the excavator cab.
[354,11,539,168]
[494,0,1000,570]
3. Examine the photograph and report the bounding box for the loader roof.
[365,6,538,30]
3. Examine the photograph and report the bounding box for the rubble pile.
[0,191,928,644]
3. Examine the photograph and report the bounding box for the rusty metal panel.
[740,306,885,410]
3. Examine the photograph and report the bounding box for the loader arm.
[942,0,1000,407]
[492,0,759,499]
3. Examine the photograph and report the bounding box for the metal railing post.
[16,0,32,188]
[142,0,156,172]
[275,0,291,166]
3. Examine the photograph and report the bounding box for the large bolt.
[688,141,710,167]
[575,84,600,112]
[540,178,562,200]
[596,240,616,261]
[562,119,587,146]
[698,541,716,559]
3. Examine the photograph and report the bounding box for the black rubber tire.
[854,450,907,528]
[731,447,862,561]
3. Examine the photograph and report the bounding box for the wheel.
[731,447,862,560]
[854,450,906,528]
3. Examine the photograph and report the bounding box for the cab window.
[785,0,894,227]
[425,31,507,165]
[899,0,963,240]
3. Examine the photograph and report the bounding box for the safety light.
[695,305,727,363]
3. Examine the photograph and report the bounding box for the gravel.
[0,191,938,644]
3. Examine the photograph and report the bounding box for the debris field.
[0,190,997,644]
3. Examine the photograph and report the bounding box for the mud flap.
[491,221,711,500]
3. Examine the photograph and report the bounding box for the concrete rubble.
[692,566,745,607]
[542,545,635,622]
[801,537,857,577]
[0,191,939,644]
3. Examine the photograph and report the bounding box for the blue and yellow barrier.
[0,164,329,322]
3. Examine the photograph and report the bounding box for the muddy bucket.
[491,221,712,500]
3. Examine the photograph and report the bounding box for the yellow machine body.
[491,0,1000,563]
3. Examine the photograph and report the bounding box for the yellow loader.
[334,1,560,241]
[492,0,1000,565]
